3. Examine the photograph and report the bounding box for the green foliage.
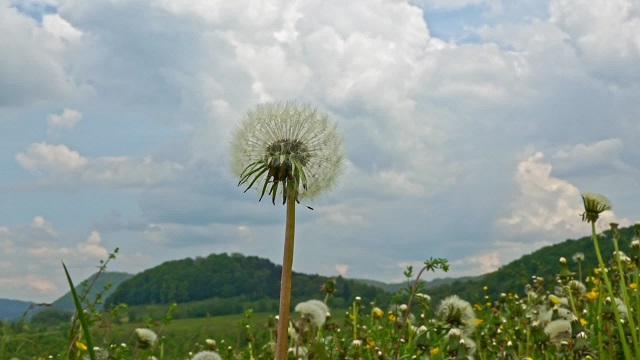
[426,225,635,304]
[105,253,391,311]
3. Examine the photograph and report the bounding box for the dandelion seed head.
[230,101,345,202]
[544,319,572,344]
[191,351,222,360]
[134,328,157,349]
[581,192,612,223]
[437,295,476,334]
[295,300,329,327]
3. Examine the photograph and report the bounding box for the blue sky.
[2,0,640,302]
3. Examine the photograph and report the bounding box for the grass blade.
[62,262,97,360]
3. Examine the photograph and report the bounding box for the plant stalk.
[591,222,631,359]
[275,196,296,360]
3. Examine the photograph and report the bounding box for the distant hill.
[0,298,34,321]
[424,225,634,304]
[355,276,479,293]
[105,253,392,316]
[52,271,134,311]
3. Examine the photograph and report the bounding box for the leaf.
[62,262,97,360]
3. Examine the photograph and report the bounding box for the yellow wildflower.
[372,307,384,317]
[430,347,440,355]
[483,286,488,291]
[388,314,397,322]
[630,283,638,290]
[586,291,599,300]
[594,268,600,274]
[476,319,484,326]
[473,304,483,311]
[366,337,375,349]
[580,318,588,326]
[75,341,88,351]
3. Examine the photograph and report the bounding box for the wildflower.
[134,328,157,349]
[580,318,588,326]
[567,280,586,295]
[544,319,572,344]
[572,252,585,262]
[295,300,329,327]
[437,295,477,334]
[630,283,638,290]
[372,307,384,317]
[483,285,488,291]
[430,347,440,355]
[205,339,217,350]
[288,346,308,359]
[352,339,362,347]
[399,304,407,311]
[75,341,87,351]
[415,293,431,302]
[581,193,612,223]
[231,101,345,204]
[191,351,222,360]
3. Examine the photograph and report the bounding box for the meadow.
[2,193,640,359]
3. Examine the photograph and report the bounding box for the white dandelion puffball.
[231,101,345,202]
[191,351,222,360]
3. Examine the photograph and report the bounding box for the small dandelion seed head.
[544,319,572,344]
[581,192,612,223]
[572,252,585,262]
[134,328,157,349]
[190,351,222,360]
[437,295,476,334]
[559,257,567,264]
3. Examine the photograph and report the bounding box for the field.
[3,196,640,359]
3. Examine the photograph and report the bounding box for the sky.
[1,0,640,303]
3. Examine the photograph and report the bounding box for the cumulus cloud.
[16,142,183,187]
[0,217,110,301]
[0,3,84,106]
[550,0,640,84]
[47,107,82,135]
[497,151,626,241]
[551,138,633,177]
[16,142,87,173]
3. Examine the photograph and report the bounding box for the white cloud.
[47,107,82,135]
[0,4,84,106]
[551,138,631,176]
[16,142,183,187]
[0,219,110,301]
[497,151,626,240]
[42,13,82,42]
[32,215,57,237]
[16,142,88,172]
[550,0,640,83]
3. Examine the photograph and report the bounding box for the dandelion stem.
[612,231,640,357]
[591,222,631,359]
[275,196,296,360]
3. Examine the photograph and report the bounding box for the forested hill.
[105,253,391,308]
[425,224,636,303]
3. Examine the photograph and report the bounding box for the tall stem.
[591,222,631,359]
[275,196,296,360]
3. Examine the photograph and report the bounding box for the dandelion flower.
[581,193,612,223]
[437,295,476,334]
[545,319,572,344]
[231,101,345,204]
[191,351,222,360]
[134,328,157,349]
[295,300,329,327]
